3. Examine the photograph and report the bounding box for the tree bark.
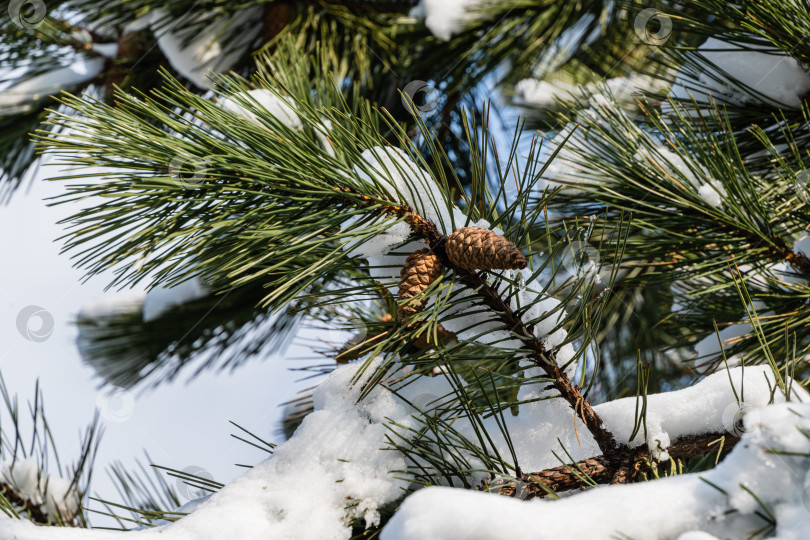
[491,432,740,499]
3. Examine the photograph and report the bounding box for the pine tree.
[2,0,810,538]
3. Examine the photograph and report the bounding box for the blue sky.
[0,158,315,524]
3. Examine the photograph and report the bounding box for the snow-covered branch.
[331,148,616,454]
[383,399,810,539]
[0,360,800,539]
[492,431,741,498]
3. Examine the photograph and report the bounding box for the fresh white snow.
[220,89,335,157]
[220,89,302,130]
[636,145,726,209]
[151,7,263,89]
[77,290,147,322]
[0,458,80,522]
[90,43,119,59]
[516,74,668,111]
[381,399,810,540]
[536,96,728,208]
[668,37,810,110]
[75,277,209,327]
[1,358,801,540]
[0,57,106,115]
[411,0,486,41]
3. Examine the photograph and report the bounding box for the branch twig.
[491,432,740,499]
[337,186,618,455]
[0,482,51,524]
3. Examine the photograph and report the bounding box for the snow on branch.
[0,458,80,524]
[334,146,615,453]
[383,399,810,539]
[668,37,810,111]
[0,359,799,539]
[491,432,742,499]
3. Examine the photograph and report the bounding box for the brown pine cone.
[445,227,527,270]
[263,1,292,43]
[398,249,443,320]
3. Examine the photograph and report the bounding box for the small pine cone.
[398,249,443,320]
[445,227,527,270]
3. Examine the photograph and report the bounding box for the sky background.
[0,157,319,525]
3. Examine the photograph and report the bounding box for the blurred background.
[0,157,313,519]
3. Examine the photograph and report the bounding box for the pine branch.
[491,431,740,499]
[76,280,300,389]
[533,87,810,372]
[0,372,101,527]
[672,205,810,277]
[458,269,619,454]
[37,45,618,456]
[336,181,617,454]
[0,483,50,525]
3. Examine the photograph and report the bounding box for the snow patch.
[668,37,810,110]
[0,363,802,538]
[411,0,486,41]
[220,89,335,157]
[220,90,302,129]
[516,74,668,111]
[0,458,80,521]
[595,365,797,454]
[381,400,810,540]
[0,57,106,115]
[142,277,208,322]
[636,145,726,209]
[151,7,263,89]
[78,290,146,321]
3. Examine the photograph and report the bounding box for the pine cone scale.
[445,227,527,270]
[397,249,443,320]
